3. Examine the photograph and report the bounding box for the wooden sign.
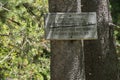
[44,12,97,40]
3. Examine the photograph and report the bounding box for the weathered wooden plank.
[44,12,97,40]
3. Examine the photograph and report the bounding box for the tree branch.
[7,18,21,26]
[0,49,14,64]
[108,23,120,31]
[0,34,9,36]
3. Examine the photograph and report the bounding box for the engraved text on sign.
[44,12,97,40]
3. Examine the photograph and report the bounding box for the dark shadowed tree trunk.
[81,0,119,80]
[49,0,85,80]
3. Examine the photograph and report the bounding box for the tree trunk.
[49,0,85,80]
[81,0,119,80]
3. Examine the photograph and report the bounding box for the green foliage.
[110,0,120,74]
[0,0,50,80]
[110,0,120,56]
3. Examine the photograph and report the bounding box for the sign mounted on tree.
[44,12,97,40]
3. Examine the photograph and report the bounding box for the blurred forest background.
[0,0,120,80]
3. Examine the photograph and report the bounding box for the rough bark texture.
[81,0,119,80]
[49,0,85,80]
[51,41,85,80]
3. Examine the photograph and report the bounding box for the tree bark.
[81,0,119,80]
[49,0,85,80]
